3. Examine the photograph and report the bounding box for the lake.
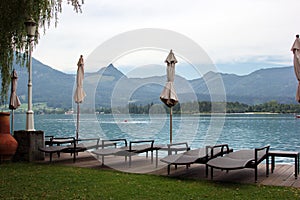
[12,113,300,163]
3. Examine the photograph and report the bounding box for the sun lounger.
[92,139,128,166]
[68,138,117,150]
[158,142,190,155]
[92,139,161,167]
[39,137,116,163]
[160,143,232,175]
[206,145,270,182]
[124,140,162,167]
[38,137,79,162]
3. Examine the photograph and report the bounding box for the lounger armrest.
[102,139,127,148]
[217,144,231,154]
[206,144,231,158]
[255,145,270,152]
[45,135,54,146]
[129,140,154,151]
[75,138,101,150]
[50,137,76,146]
[51,136,75,141]
[167,142,189,149]
[255,145,270,164]
[77,138,100,143]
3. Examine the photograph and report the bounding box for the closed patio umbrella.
[74,55,86,140]
[160,50,179,144]
[291,35,300,103]
[9,69,21,134]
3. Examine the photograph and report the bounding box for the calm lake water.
[12,113,300,163]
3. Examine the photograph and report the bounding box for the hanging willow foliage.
[0,0,84,104]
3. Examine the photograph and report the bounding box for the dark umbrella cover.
[160,50,179,107]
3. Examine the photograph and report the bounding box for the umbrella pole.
[11,110,14,135]
[76,103,79,141]
[170,107,172,144]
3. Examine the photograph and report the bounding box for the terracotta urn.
[0,112,18,161]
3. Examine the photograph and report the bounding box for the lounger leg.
[295,154,298,179]
[255,166,257,183]
[210,167,214,179]
[156,150,158,168]
[205,165,208,178]
[266,156,269,177]
[101,155,104,166]
[50,153,53,162]
[271,155,275,173]
[297,154,299,175]
[297,154,299,176]
[73,151,76,163]
[167,165,170,175]
[151,150,153,164]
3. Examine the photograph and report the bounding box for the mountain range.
[7,57,298,109]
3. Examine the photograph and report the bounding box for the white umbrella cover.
[9,69,21,134]
[160,50,179,144]
[74,55,86,103]
[74,55,86,140]
[291,35,300,103]
[9,69,21,110]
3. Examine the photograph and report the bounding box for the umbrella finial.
[291,35,300,53]
[12,69,18,79]
[78,55,84,67]
[165,49,177,64]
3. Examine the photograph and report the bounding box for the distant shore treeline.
[96,100,300,114]
[2,100,300,114]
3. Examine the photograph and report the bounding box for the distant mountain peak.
[97,63,126,79]
[12,55,297,107]
[107,63,115,69]
[202,71,220,80]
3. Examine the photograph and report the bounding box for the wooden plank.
[39,152,300,188]
[262,164,289,186]
[270,164,294,186]
[275,165,294,187]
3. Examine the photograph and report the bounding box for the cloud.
[33,0,299,77]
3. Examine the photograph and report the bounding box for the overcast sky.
[33,0,299,79]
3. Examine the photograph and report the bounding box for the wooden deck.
[38,151,300,188]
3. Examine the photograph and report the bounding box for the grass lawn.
[0,162,299,199]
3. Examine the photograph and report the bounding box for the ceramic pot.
[0,112,18,161]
